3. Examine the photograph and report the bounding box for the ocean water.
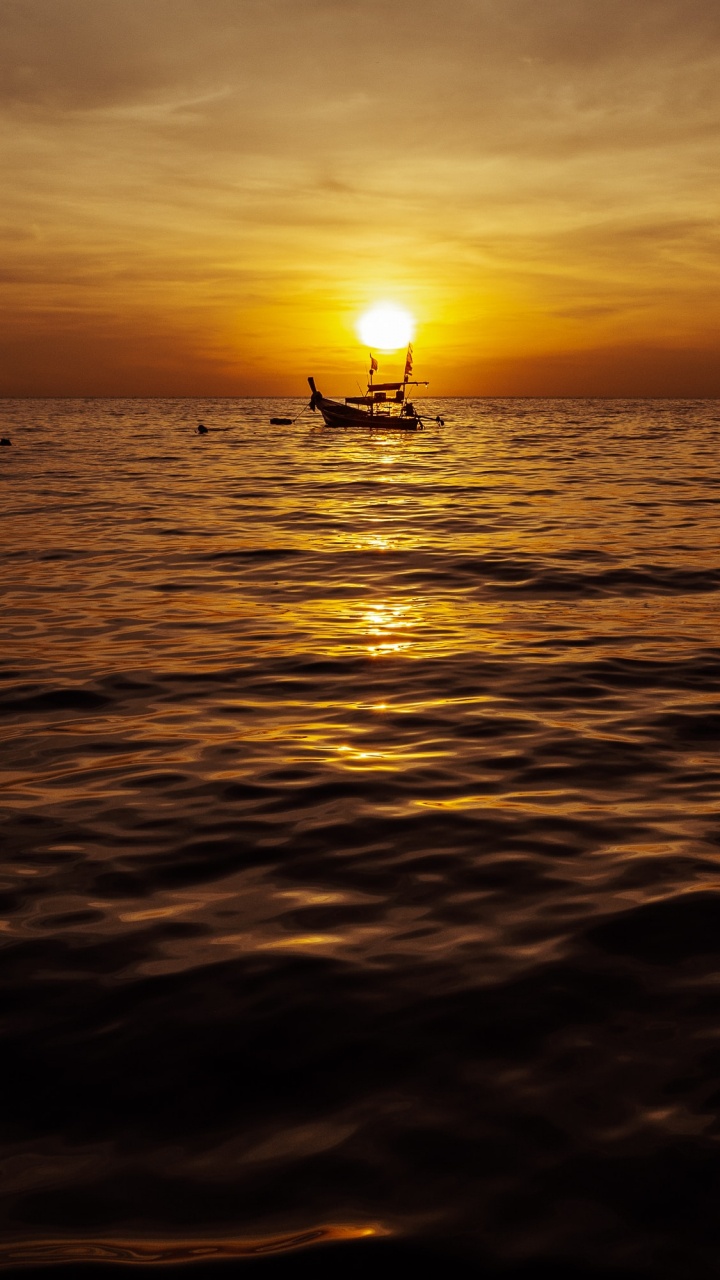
[2,396,720,1279]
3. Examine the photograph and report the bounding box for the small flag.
[404,344,413,379]
[369,355,378,374]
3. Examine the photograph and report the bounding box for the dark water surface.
[2,397,720,1278]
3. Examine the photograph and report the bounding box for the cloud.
[2,0,720,393]
[4,1,720,120]
[466,342,720,398]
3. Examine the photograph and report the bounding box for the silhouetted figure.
[0,437,11,446]
[197,423,208,435]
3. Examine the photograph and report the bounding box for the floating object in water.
[270,417,293,425]
[0,437,11,446]
[307,346,441,431]
[196,424,208,435]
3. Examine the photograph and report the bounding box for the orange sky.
[3,0,720,397]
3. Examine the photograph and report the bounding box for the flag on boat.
[404,345,413,378]
[369,355,378,373]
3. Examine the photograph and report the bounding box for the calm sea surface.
[2,397,720,1278]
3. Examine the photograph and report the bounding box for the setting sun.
[357,304,415,353]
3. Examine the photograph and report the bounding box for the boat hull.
[316,396,421,431]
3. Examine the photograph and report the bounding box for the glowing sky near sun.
[3,0,720,396]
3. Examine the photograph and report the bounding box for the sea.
[2,397,720,1279]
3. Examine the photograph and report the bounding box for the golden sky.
[3,0,720,396]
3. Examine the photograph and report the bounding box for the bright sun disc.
[357,304,414,352]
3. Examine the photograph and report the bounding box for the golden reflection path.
[0,1223,386,1268]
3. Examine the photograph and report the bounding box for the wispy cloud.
[2,0,720,393]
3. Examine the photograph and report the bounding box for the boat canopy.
[367,382,403,392]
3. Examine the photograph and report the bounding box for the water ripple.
[2,397,720,1275]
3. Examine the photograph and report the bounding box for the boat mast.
[402,343,413,412]
[368,353,377,417]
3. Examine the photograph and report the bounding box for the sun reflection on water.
[362,599,418,655]
[0,1224,387,1267]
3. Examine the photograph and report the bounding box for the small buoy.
[270,417,293,425]
[197,423,208,435]
[0,437,11,446]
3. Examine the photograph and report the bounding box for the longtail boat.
[307,345,443,431]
